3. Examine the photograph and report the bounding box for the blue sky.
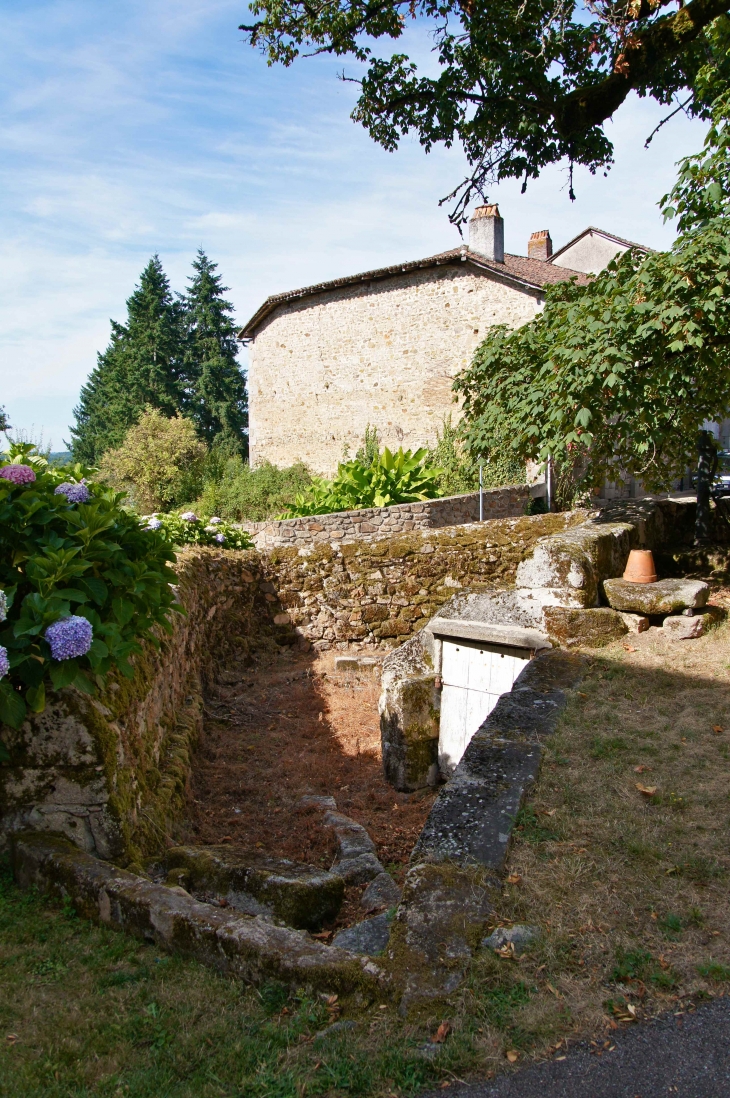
[0,0,709,451]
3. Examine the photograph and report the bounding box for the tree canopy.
[70,253,247,465]
[70,256,183,464]
[181,250,248,457]
[454,95,730,527]
[242,0,730,219]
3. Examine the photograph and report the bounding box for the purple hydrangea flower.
[146,516,163,530]
[55,480,91,504]
[214,532,226,544]
[180,511,198,522]
[0,590,6,624]
[208,516,223,525]
[0,646,8,679]
[45,615,93,660]
[0,464,36,486]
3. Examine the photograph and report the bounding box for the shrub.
[282,447,443,517]
[98,409,206,512]
[427,417,527,497]
[196,457,313,522]
[145,511,253,550]
[0,443,181,735]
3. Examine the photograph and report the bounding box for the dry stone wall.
[0,550,285,866]
[265,511,587,650]
[248,262,542,475]
[242,485,530,551]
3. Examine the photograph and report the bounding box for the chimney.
[468,203,504,263]
[528,229,553,261]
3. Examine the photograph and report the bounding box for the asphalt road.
[420,998,730,1098]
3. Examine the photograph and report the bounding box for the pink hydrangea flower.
[0,646,9,679]
[0,464,36,486]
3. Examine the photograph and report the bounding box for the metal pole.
[546,456,553,512]
[479,463,483,521]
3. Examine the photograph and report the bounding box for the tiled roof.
[238,246,589,338]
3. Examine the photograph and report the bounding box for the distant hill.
[49,451,72,466]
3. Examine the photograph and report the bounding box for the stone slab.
[662,614,704,639]
[160,846,344,930]
[426,617,551,653]
[542,607,628,648]
[10,833,385,993]
[482,924,539,955]
[619,612,650,633]
[603,578,709,615]
[361,871,402,913]
[332,911,393,956]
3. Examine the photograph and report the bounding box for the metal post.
[546,456,553,512]
[479,463,483,521]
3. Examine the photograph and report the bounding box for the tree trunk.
[695,429,717,546]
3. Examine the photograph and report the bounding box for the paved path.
[420,998,730,1098]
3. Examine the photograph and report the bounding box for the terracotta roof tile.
[238,247,589,338]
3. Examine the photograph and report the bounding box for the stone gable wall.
[242,485,530,551]
[248,262,542,476]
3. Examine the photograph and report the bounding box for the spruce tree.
[181,250,248,456]
[70,256,183,463]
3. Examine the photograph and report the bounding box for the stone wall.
[0,550,286,866]
[264,511,587,650]
[242,485,530,551]
[248,262,542,475]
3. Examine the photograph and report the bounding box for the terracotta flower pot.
[623,549,657,584]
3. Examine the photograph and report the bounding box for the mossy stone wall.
[0,549,284,867]
[266,511,587,650]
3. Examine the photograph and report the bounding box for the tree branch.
[555,0,730,138]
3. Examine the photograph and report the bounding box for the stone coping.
[11,832,385,994]
[426,616,551,652]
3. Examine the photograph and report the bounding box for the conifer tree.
[70,257,183,463]
[181,250,248,456]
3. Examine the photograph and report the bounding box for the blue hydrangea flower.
[55,481,91,504]
[214,532,226,544]
[45,615,93,660]
[208,516,223,525]
[180,511,198,522]
[146,516,163,530]
[0,590,7,624]
[0,646,9,679]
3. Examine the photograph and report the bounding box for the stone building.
[239,207,648,476]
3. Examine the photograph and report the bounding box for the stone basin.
[603,577,709,615]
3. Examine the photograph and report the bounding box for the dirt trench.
[178,646,436,926]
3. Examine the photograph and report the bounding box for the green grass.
[2,859,559,1097]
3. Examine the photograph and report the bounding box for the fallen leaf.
[431,1021,451,1044]
[6,1034,18,1044]
[326,994,339,1006]
[311,931,332,941]
[555,1055,567,1061]
[546,983,561,997]
[623,644,638,652]
[505,1050,519,1063]
[634,764,652,773]
[506,873,522,885]
[713,725,724,734]
[635,783,658,796]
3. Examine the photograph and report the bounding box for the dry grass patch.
[458,617,730,1073]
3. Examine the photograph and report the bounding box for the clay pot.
[623,549,657,584]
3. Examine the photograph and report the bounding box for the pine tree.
[70,256,183,463]
[181,250,248,456]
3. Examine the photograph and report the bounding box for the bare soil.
[178,646,435,923]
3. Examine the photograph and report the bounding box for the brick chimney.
[468,203,504,263]
[528,229,553,261]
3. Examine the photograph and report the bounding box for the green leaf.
[78,577,109,606]
[0,683,26,730]
[26,682,46,713]
[50,659,80,691]
[0,738,10,763]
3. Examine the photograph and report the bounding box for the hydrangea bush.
[145,510,253,550]
[0,443,182,740]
